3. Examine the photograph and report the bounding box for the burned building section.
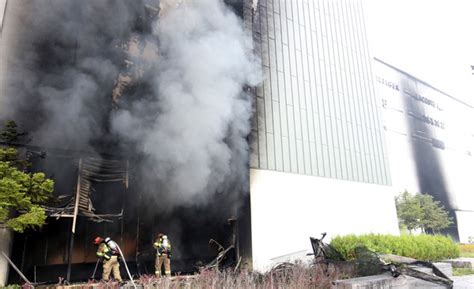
[374,58,474,243]
[3,0,255,283]
[400,79,458,239]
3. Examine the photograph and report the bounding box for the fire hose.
[116,244,137,289]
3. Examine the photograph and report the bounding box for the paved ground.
[449,257,474,289]
[453,275,474,289]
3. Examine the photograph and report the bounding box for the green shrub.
[330,234,460,261]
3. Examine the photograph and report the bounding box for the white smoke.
[112,0,260,208]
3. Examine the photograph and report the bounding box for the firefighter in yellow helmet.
[153,233,172,277]
[94,236,123,283]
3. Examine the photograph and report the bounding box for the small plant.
[453,268,474,276]
[0,285,21,289]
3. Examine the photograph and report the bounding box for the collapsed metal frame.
[1,142,130,284]
[46,157,129,283]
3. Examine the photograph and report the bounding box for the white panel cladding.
[456,211,474,244]
[250,0,390,185]
[249,168,399,271]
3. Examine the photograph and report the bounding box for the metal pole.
[135,192,141,275]
[66,158,82,283]
[1,251,32,285]
[121,160,128,250]
[43,239,48,264]
[125,160,129,189]
[91,258,100,279]
[20,235,27,272]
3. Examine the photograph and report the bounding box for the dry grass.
[459,244,474,257]
[134,262,356,289]
[29,262,356,289]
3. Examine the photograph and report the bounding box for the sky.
[364,0,474,105]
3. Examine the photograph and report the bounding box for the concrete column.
[0,226,13,286]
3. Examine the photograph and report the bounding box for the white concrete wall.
[0,0,6,31]
[0,227,13,286]
[384,132,420,194]
[456,211,474,244]
[0,0,25,119]
[250,168,400,271]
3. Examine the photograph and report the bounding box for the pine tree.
[0,120,28,145]
[0,121,54,232]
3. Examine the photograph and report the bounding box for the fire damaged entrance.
[7,150,252,284]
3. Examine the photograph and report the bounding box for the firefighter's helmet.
[93,236,103,245]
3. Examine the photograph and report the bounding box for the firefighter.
[94,236,123,283]
[153,233,172,277]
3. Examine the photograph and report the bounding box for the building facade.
[2,0,471,283]
[247,0,399,270]
[374,58,474,243]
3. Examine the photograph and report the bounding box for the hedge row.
[330,234,460,261]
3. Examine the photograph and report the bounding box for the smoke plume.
[3,0,260,209]
[2,0,143,151]
[112,0,260,208]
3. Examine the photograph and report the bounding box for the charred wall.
[401,79,459,239]
[8,152,250,283]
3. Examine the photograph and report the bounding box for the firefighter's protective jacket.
[154,237,172,257]
[96,243,113,261]
[96,238,120,261]
[96,238,120,259]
